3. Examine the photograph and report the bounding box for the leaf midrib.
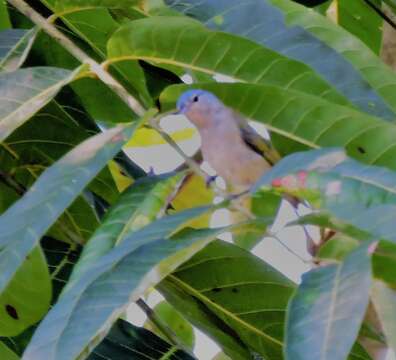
[168,274,283,347]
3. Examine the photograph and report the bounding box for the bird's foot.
[205,175,218,188]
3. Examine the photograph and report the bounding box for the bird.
[176,89,278,193]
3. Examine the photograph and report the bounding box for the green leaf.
[0,1,10,30]
[69,173,183,282]
[0,246,51,337]
[42,0,152,107]
[0,28,37,72]
[90,318,195,360]
[0,124,135,296]
[42,237,81,303]
[258,149,396,211]
[232,193,280,250]
[316,204,396,244]
[253,147,347,189]
[160,83,396,169]
[371,280,396,354]
[0,342,19,360]
[285,242,373,360]
[159,240,295,359]
[338,0,383,54]
[33,30,141,123]
[165,0,396,119]
[0,67,78,142]
[317,234,359,261]
[144,301,195,350]
[0,100,116,242]
[53,0,140,11]
[108,16,348,104]
[372,241,396,285]
[23,210,227,360]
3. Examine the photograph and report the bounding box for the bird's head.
[176,89,222,129]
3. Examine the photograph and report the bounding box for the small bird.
[176,89,277,192]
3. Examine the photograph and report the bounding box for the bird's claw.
[205,175,217,188]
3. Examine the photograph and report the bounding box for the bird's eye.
[192,95,199,102]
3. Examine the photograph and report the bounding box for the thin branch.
[135,298,194,356]
[8,0,254,220]
[7,0,146,117]
[149,115,255,218]
[0,170,26,195]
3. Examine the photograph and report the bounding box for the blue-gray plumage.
[177,89,274,191]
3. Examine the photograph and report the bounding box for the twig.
[268,231,313,265]
[0,170,26,195]
[6,0,146,117]
[135,298,193,356]
[149,116,255,218]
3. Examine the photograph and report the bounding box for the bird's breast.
[200,129,269,189]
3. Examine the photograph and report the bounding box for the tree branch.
[7,0,146,117]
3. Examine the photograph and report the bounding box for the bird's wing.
[233,113,280,165]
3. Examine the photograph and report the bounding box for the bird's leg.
[205,175,218,188]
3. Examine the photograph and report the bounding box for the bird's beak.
[175,104,187,114]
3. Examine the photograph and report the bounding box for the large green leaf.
[108,16,348,105]
[32,26,141,123]
[160,83,396,170]
[159,240,295,359]
[285,242,373,360]
[0,28,37,72]
[42,0,152,107]
[0,124,135,296]
[257,148,396,210]
[69,173,184,282]
[165,0,396,120]
[90,318,195,360]
[338,0,382,54]
[0,246,51,337]
[0,67,78,142]
[23,208,229,360]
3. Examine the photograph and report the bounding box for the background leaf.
[338,0,383,54]
[285,242,373,360]
[90,318,195,360]
[0,246,51,337]
[165,0,396,119]
[144,301,195,350]
[0,28,37,72]
[159,240,295,359]
[0,67,78,141]
[0,125,135,297]
[108,16,347,104]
